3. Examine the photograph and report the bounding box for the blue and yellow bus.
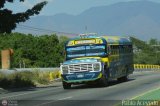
[60,33,134,89]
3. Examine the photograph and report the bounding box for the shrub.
[0,71,35,88]
[0,70,61,89]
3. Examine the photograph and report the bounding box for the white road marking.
[35,96,73,106]
[58,96,72,100]
[35,100,59,106]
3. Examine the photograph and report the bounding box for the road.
[0,71,160,106]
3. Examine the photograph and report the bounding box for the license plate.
[77,74,84,78]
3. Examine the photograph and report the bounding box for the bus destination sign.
[74,40,96,45]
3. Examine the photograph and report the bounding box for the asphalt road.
[0,71,160,106]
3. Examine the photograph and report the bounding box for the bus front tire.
[98,75,108,87]
[62,81,71,89]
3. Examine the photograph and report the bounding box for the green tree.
[0,0,47,33]
[131,37,160,65]
[149,38,158,45]
[58,36,69,61]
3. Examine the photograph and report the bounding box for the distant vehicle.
[60,33,134,89]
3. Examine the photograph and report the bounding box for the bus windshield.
[66,45,106,59]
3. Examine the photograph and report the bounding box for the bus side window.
[127,45,129,53]
[127,45,130,53]
[121,45,123,54]
[125,46,127,53]
[116,45,119,54]
[115,46,117,54]
[108,45,111,55]
[124,46,127,54]
[122,45,124,53]
[129,45,132,53]
[115,45,117,55]
[110,45,113,55]
[114,46,116,54]
[119,45,122,54]
[111,46,115,55]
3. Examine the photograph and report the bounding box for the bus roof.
[66,34,132,46]
[101,36,132,45]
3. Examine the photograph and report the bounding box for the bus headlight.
[93,63,100,71]
[62,66,69,74]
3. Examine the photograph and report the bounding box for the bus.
[60,33,134,89]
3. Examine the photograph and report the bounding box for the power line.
[17,26,52,33]
[18,25,54,33]
[17,24,78,36]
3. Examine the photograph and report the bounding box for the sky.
[5,0,160,16]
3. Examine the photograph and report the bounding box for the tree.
[0,0,47,33]
[0,33,65,68]
[149,38,158,45]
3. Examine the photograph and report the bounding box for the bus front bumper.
[61,72,102,83]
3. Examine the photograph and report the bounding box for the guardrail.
[134,64,160,71]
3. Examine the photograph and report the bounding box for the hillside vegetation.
[131,37,160,65]
[0,33,159,69]
[0,33,68,68]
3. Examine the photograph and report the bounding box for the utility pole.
[85,25,88,33]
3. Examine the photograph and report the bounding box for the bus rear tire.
[62,81,71,89]
[117,76,128,82]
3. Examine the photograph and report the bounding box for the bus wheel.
[98,75,108,87]
[117,76,128,82]
[62,81,71,89]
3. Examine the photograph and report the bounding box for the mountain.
[15,0,160,40]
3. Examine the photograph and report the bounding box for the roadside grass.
[114,88,160,106]
[0,70,61,89]
[132,88,160,100]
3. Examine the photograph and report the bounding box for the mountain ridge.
[16,0,160,40]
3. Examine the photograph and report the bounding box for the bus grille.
[69,63,93,72]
